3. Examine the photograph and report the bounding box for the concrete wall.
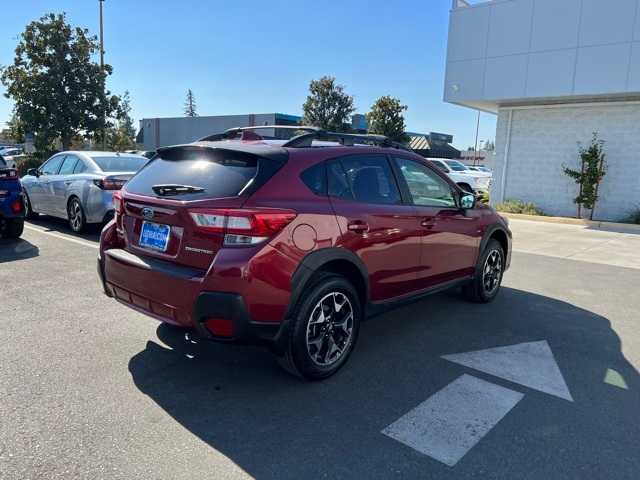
[445,0,640,111]
[491,102,640,221]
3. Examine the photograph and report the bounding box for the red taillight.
[10,198,23,213]
[205,318,234,337]
[0,169,19,180]
[94,178,126,190]
[189,208,297,246]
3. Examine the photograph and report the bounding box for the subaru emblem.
[141,207,154,220]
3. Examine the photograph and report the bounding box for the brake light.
[10,198,23,213]
[94,178,126,190]
[189,208,297,246]
[0,169,19,180]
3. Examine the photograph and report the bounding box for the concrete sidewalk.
[509,218,640,270]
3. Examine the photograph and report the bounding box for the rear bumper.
[98,250,289,349]
[0,191,25,222]
[85,188,115,224]
[191,292,285,348]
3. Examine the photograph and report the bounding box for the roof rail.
[198,125,318,142]
[199,125,410,151]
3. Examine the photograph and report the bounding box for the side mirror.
[27,168,38,177]
[460,193,476,210]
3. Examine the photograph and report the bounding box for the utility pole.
[473,110,481,165]
[99,0,106,150]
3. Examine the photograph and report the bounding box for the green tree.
[563,133,607,220]
[6,112,25,143]
[119,90,136,141]
[366,96,408,142]
[302,76,354,131]
[184,89,197,117]
[0,13,120,151]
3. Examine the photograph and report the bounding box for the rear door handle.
[347,221,369,233]
[64,181,72,185]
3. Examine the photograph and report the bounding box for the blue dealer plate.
[139,221,170,252]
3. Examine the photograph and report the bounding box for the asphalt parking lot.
[1,217,639,479]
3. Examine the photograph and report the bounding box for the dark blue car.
[0,155,25,238]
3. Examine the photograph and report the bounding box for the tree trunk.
[62,135,72,151]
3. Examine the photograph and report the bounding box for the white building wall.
[491,102,640,221]
[445,0,640,110]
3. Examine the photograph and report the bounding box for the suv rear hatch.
[115,143,287,270]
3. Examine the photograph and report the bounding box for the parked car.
[124,149,156,160]
[0,147,25,168]
[429,159,491,194]
[0,160,25,239]
[98,126,512,380]
[467,165,492,173]
[21,151,148,233]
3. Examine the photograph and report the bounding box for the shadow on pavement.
[26,215,101,243]
[128,287,640,479]
[0,237,39,262]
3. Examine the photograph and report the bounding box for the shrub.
[623,207,640,225]
[15,154,44,176]
[495,199,545,216]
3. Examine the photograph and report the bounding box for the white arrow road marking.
[383,374,523,467]
[442,340,573,401]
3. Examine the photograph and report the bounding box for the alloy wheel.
[306,292,354,366]
[482,249,503,294]
[69,200,83,232]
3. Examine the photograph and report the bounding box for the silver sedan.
[21,151,149,232]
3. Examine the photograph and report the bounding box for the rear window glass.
[93,155,148,172]
[124,148,259,199]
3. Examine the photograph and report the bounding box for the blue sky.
[0,0,496,149]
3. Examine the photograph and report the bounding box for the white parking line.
[382,374,524,467]
[24,224,99,249]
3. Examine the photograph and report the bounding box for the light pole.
[473,110,481,165]
[99,0,106,150]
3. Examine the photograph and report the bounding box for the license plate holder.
[139,221,171,252]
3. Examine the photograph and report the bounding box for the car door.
[30,154,65,214]
[327,154,423,302]
[52,154,79,216]
[392,156,481,288]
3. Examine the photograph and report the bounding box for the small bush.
[495,198,545,216]
[623,207,640,225]
[15,155,44,176]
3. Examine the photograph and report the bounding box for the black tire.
[463,239,505,303]
[23,192,38,219]
[67,197,87,233]
[277,273,361,380]
[457,183,473,194]
[4,218,24,239]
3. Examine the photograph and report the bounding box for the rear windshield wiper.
[152,184,205,196]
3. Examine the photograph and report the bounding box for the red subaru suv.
[98,127,511,379]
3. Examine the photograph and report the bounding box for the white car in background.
[428,158,491,194]
[0,147,24,168]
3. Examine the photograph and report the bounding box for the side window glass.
[41,155,64,175]
[300,162,327,195]
[327,160,353,200]
[339,155,401,205]
[73,160,88,174]
[395,157,457,208]
[58,155,79,175]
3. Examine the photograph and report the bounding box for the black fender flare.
[271,247,369,354]
[479,223,511,267]
[286,247,369,317]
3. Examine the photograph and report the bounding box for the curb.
[500,212,640,233]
